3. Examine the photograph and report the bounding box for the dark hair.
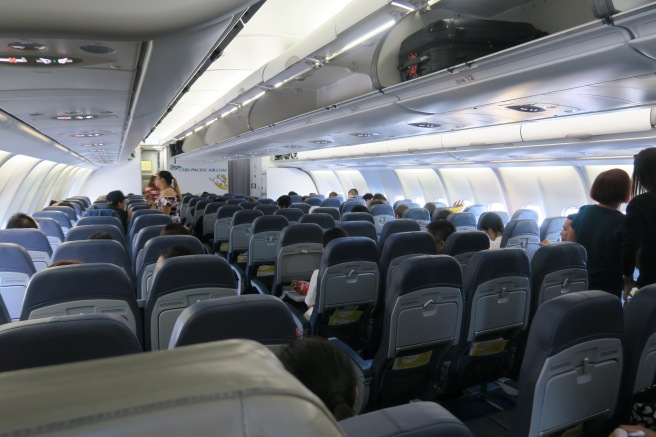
[6,213,38,229]
[288,191,298,196]
[88,230,112,240]
[57,201,74,208]
[632,148,656,197]
[49,260,84,268]
[276,195,292,208]
[329,192,338,197]
[350,204,369,213]
[426,219,456,244]
[435,209,452,220]
[478,212,504,233]
[159,245,195,260]
[395,204,409,219]
[347,188,358,197]
[362,193,373,201]
[589,168,631,205]
[566,213,577,221]
[106,190,126,206]
[372,193,387,201]
[160,223,190,236]
[157,170,182,201]
[323,227,348,247]
[423,202,437,215]
[369,199,386,208]
[278,338,356,420]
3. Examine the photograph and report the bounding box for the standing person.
[569,168,631,298]
[144,175,160,201]
[623,148,656,300]
[155,170,182,223]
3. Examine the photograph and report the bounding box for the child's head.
[426,219,456,253]
[323,227,347,248]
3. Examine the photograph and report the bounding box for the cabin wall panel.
[81,157,141,203]
[395,169,446,205]
[335,170,368,198]
[438,167,506,210]
[266,167,317,199]
[13,161,58,214]
[0,155,40,227]
[310,171,344,197]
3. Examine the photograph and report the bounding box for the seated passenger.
[424,202,437,217]
[276,195,292,209]
[373,193,387,202]
[288,191,298,196]
[609,425,654,436]
[479,212,504,249]
[156,245,195,265]
[350,205,369,213]
[6,213,38,229]
[329,192,338,197]
[160,223,190,236]
[304,228,348,319]
[395,204,409,220]
[362,193,373,207]
[426,220,456,254]
[278,337,357,421]
[347,188,358,198]
[539,213,576,246]
[106,190,131,232]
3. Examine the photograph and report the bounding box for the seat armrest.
[285,303,310,337]
[229,263,245,295]
[251,278,270,295]
[329,337,373,379]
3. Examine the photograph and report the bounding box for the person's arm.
[622,200,644,279]
[610,425,652,436]
[305,269,319,308]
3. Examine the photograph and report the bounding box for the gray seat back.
[500,218,540,261]
[272,223,324,297]
[0,229,52,271]
[0,243,36,319]
[34,217,65,252]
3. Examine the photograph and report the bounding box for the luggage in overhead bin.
[398,19,548,82]
[591,0,653,18]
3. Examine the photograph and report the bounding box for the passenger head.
[288,191,298,196]
[435,209,451,220]
[478,212,504,241]
[6,213,38,229]
[589,168,631,207]
[347,188,358,198]
[88,230,112,240]
[395,204,409,219]
[160,223,190,236]
[278,337,357,420]
[373,193,387,201]
[49,260,83,268]
[323,227,348,247]
[369,199,386,208]
[632,147,656,197]
[106,190,126,210]
[426,220,456,253]
[156,245,195,265]
[276,195,292,209]
[329,191,338,197]
[424,202,437,216]
[57,201,74,208]
[350,204,369,213]
[362,193,373,206]
[156,170,182,201]
[147,175,157,188]
[561,213,577,241]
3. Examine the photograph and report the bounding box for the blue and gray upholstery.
[304,197,322,206]
[447,212,477,231]
[310,194,325,200]
[131,224,166,269]
[168,294,297,352]
[128,214,172,242]
[190,199,212,226]
[238,201,260,210]
[321,197,342,208]
[214,205,243,255]
[77,215,125,231]
[370,204,395,237]
[136,235,205,299]
[341,401,473,437]
[511,208,539,221]
[33,210,72,235]
[202,201,224,241]
[464,204,487,223]
[65,224,127,251]
[274,207,305,223]
[299,212,336,230]
[20,263,141,341]
[539,216,566,243]
[146,254,237,350]
[310,237,379,350]
[441,231,490,268]
[341,200,363,215]
[338,221,377,241]
[82,208,118,218]
[246,215,289,284]
[52,240,134,285]
[289,194,302,204]
[186,197,203,222]
[377,219,420,255]
[254,203,279,215]
[0,229,52,271]
[402,208,430,230]
[178,195,195,222]
[392,199,413,211]
[0,243,36,319]
[500,218,540,260]
[290,203,311,213]
[530,242,587,316]
[228,209,264,264]
[341,212,374,224]
[128,203,151,212]
[313,207,341,222]
[257,197,275,205]
[0,295,9,325]
[0,314,142,372]
[44,205,77,225]
[34,216,65,252]
[226,199,242,206]
[466,291,623,437]
[127,209,164,232]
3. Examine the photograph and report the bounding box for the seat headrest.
[278,223,324,247]
[322,237,378,267]
[52,239,128,264]
[378,219,421,251]
[149,255,236,298]
[0,243,36,274]
[464,248,530,292]
[274,208,305,221]
[442,231,490,256]
[231,209,264,225]
[511,209,539,221]
[402,208,430,221]
[370,204,394,216]
[341,212,374,224]
[0,229,52,254]
[140,235,205,265]
[501,219,539,246]
[390,255,462,297]
[380,231,437,262]
[530,242,587,273]
[337,221,377,240]
[217,205,243,219]
[447,212,476,227]
[300,213,336,229]
[252,215,289,233]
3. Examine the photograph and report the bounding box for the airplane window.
[523,203,544,225]
[435,197,448,206]
[561,206,579,217]
[489,201,506,212]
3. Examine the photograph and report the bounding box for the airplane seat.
[341,200,365,215]
[465,291,623,437]
[232,194,248,199]
[43,205,77,226]
[238,200,261,210]
[312,207,341,222]
[246,215,289,286]
[185,197,203,223]
[321,197,342,208]
[0,243,36,320]
[52,240,134,286]
[616,284,656,422]
[511,208,539,221]
[77,215,125,231]
[432,207,451,220]
[377,219,421,255]
[341,212,375,224]
[64,202,82,219]
[81,208,119,219]
[227,209,264,264]
[290,202,311,213]
[145,254,237,351]
[309,237,379,351]
[337,255,462,412]
[213,204,244,256]
[20,263,142,342]
[91,201,109,209]
[33,210,72,236]
[68,196,91,208]
[201,201,225,242]
[340,401,473,437]
[127,214,172,242]
[130,224,166,270]
[530,242,588,317]
[337,221,377,241]
[447,212,477,231]
[34,216,65,252]
[168,294,297,354]
[441,230,491,268]
[0,295,11,325]
[178,195,195,222]
[299,212,336,230]
[304,197,322,206]
[447,248,531,393]
[0,314,142,373]
[310,194,326,200]
[405,202,421,209]
[392,199,413,211]
[539,216,567,242]
[225,199,241,206]
[289,194,303,203]
[253,223,323,298]
[257,197,275,204]
[0,228,52,272]
[274,207,305,223]
[190,199,212,226]
[65,224,127,252]
[402,208,431,230]
[136,235,205,300]
[500,218,540,261]
[127,203,150,212]
[464,204,487,223]
[254,203,280,215]
[370,204,395,237]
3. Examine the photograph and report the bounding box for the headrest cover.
[442,231,490,256]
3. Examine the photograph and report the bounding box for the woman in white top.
[479,212,504,249]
